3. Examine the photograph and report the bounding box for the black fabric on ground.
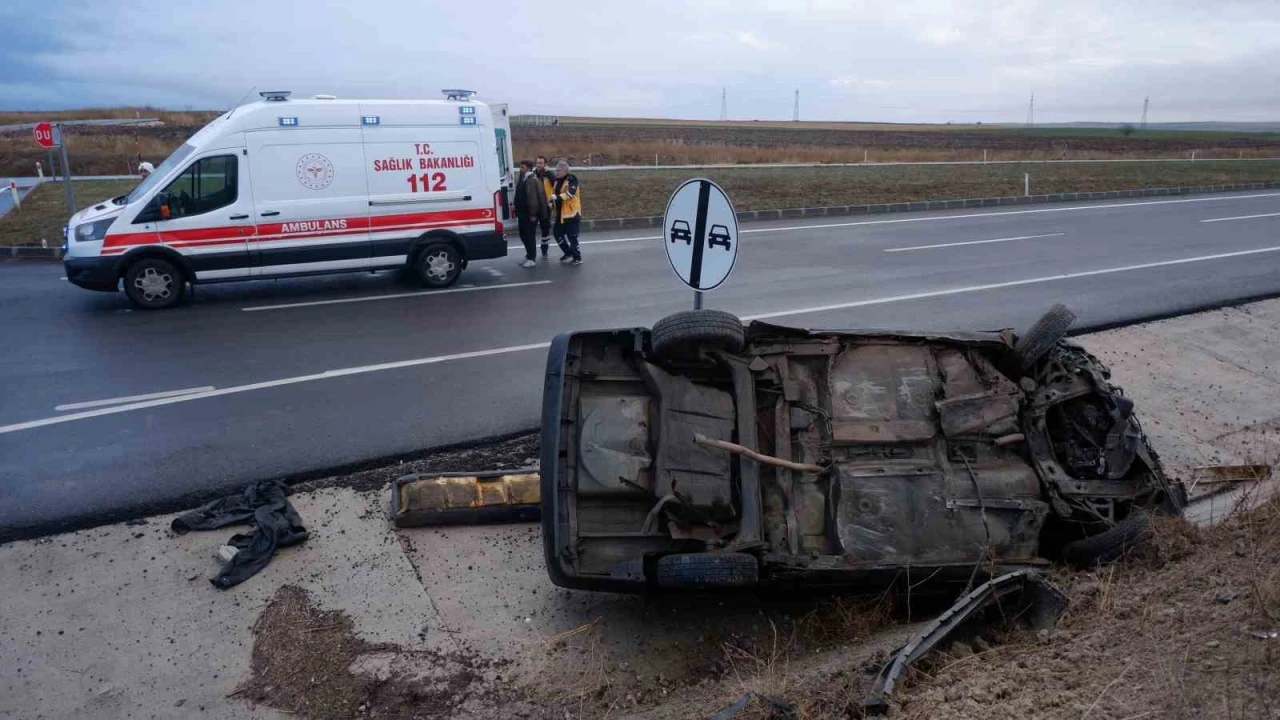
[171,480,308,589]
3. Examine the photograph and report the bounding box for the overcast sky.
[3,0,1279,123]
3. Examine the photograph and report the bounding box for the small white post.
[983,149,988,164]
[655,153,659,166]
[1191,150,1197,162]
[8,181,19,211]
[1024,173,1030,196]
[35,162,43,180]
[1240,151,1244,160]
[863,149,869,163]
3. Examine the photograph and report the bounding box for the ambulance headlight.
[74,218,114,243]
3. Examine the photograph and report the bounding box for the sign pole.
[662,177,740,309]
[55,124,75,212]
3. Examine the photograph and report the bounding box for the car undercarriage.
[540,306,1185,594]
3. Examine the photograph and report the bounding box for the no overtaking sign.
[663,179,738,297]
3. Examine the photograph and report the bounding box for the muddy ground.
[231,488,1280,720]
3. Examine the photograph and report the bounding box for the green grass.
[0,179,136,246]
[582,160,1280,219]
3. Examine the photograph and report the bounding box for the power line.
[1026,92,1035,127]
[1140,96,1150,129]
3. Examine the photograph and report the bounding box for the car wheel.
[122,257,185,310]
[1014,304,1076,373]
[416,243,462,288]
[655,552,758,589]
[650,309,745,360]
[1062,510,1152,568]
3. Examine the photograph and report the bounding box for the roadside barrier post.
[1025,173,1030,196]
[9,181,20,211]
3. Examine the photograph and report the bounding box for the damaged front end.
[540,306,1183,594]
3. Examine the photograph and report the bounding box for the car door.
[246,127,371,277]
[152,152,255,280]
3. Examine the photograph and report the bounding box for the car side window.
[159,155,238,219]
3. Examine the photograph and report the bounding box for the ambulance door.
[148,150,254,280]
[245,123,371,277]
[491,103,514,227]
[360,105,489,268]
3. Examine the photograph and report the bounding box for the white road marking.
[241,280,553,312]
[485,267,504,278]
[1200,211,1280,224]
[742,243,1280,321]
[884,233,1065,253]
[8,241,1280,435]
[572,192,1280,247]
[0,342,552,436]
[55,386,216,412]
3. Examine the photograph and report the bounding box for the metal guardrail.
[0,118,162,134]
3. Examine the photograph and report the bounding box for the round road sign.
[33,122,56,149]
[662,178,738,292]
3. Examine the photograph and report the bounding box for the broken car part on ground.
[540,304,1186,594]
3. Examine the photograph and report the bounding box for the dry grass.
[580,161,1280,219]
[517,140,1280,168]
[0,107,218,127]
[549,117,993,131]
[898,499,1280,720]
[0,179,137,246]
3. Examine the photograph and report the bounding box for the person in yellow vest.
[534,156,559,258]
[549,160,582,266]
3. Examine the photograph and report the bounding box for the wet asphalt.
[4,189,1280,538]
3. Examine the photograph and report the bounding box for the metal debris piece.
[1189,464,1272,495]
[863,569,1068,715]
[391,469,540,527]
[710,691,797,720]
[1250,630,1280,640]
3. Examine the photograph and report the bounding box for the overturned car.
[540,306,1184,594]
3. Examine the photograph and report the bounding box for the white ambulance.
[63,90,516,309]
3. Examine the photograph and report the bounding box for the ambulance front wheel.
[416,243,462,288]
[122,256,186,310]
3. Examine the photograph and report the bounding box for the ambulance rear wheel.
[122,257,185,310]
[416,243,462,288]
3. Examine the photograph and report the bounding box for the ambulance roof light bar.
[260,91,292,102]
[442,89,477,101]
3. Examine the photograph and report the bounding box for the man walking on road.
[549,160,582,266]
[513,160,546,268]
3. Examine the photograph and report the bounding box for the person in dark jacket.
[513,159,546,268]
[549,160,582,265]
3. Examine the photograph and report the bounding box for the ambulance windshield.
[126,143,196,205]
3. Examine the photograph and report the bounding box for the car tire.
[1014,304,1076,373]
[655,552,759,590]
[122,257,185,310]
[1062,510,1152,568]
[650,310,745,360]
[416,243,462,288]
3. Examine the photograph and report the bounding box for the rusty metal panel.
[830,345,938,444]
[578,395,654,496]
[392,471,540,527]
[935,349,1022,438]
[832,464,1047,566]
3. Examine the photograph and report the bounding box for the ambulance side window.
[158,155,238,220]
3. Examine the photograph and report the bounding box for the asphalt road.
[5,190,1280,539]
